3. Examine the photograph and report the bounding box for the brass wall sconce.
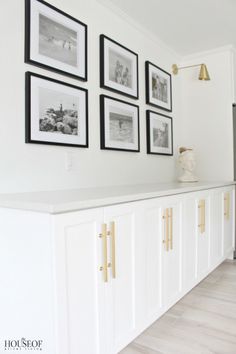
[172,63,210,81]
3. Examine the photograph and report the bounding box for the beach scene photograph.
[39,13,78,67]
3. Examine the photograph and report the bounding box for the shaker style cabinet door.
[140,199,163,322]
[223,187,235,257]
[161,197,182,309]
[196,194,210,280]
[182,195,198,291]
[182,190,219,291]
[53,208,106,354]
[103,203,137,354]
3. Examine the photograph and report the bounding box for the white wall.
[179,47,234,181]
[0,0,181,193]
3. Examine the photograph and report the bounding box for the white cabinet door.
[104,203,137,354]
[161,197,182,309]
[140,199,162,323]
[210,191,223,268]
[182,190,219,291]
[137,196,182,323]
[196,194,210,279]
[223,187,235,257]
[53,208,106,354]
[182,195,197,291]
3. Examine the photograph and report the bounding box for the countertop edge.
[0,181,234,214]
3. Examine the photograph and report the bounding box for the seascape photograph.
[39,13,78,67]
[109,112,134,143]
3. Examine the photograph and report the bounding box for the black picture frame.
[100,35,139,99]
[100,95,140,152]
[146,110,173,156]
[25,0,88,81]
[145,61,172,112]
[25,71,89,148]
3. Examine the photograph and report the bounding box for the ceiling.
[103,0,236,55]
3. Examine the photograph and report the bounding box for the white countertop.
[0,181,234,214]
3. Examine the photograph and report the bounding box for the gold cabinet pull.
[224,193,230,220]
[224,194,227,217]
[227,193,230,219]
[198,201,202,232]
[162,212,166,248]
[110,221,116,279]
[169,208,173,250]
[202,200,205,233]
[166,208,169,251]
[162,209,169,252]
[198,200,205,234]
[99,224,108,282]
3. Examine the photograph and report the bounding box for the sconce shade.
[199,64,210,81]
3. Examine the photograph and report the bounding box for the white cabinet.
[196,193,210,279]
[182,187,232,292]
[161,197,182,308]
[142,199,162,323]
[182,195,197,291]
[53,202,139,354]
[103,203,137,354]
[182,192,211,290]
[140,196,182,325]
[53,208,106,354]
[53,196,183,354]
[0,209,55,354]
[0,183,234,354]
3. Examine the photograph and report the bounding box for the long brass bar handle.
[224,194,226,217]
[166,208,169,251]
[202,200,205,234]
[110,221,116,279]
[228,193,230,219]
[169,208,173,250]
[224,194,228,218]
[100,223,108,283]
[224,194,227,218]
[198,200,204,234]
[198,201,202,233]
[224,193,230,220]
[162,210,168,252]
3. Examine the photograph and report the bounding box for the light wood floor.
[120,261,236,354]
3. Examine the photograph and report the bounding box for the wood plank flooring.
[119,261,236,354]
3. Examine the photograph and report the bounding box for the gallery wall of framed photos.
[0,0,180,193]
[24,0,174,157]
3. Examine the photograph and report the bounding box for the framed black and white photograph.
[100,35,139,99]
[145,61,172,111]
[146,110,173,155]
[25,72,88,148]
[25,0,87,81]
[100,95,140,152]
